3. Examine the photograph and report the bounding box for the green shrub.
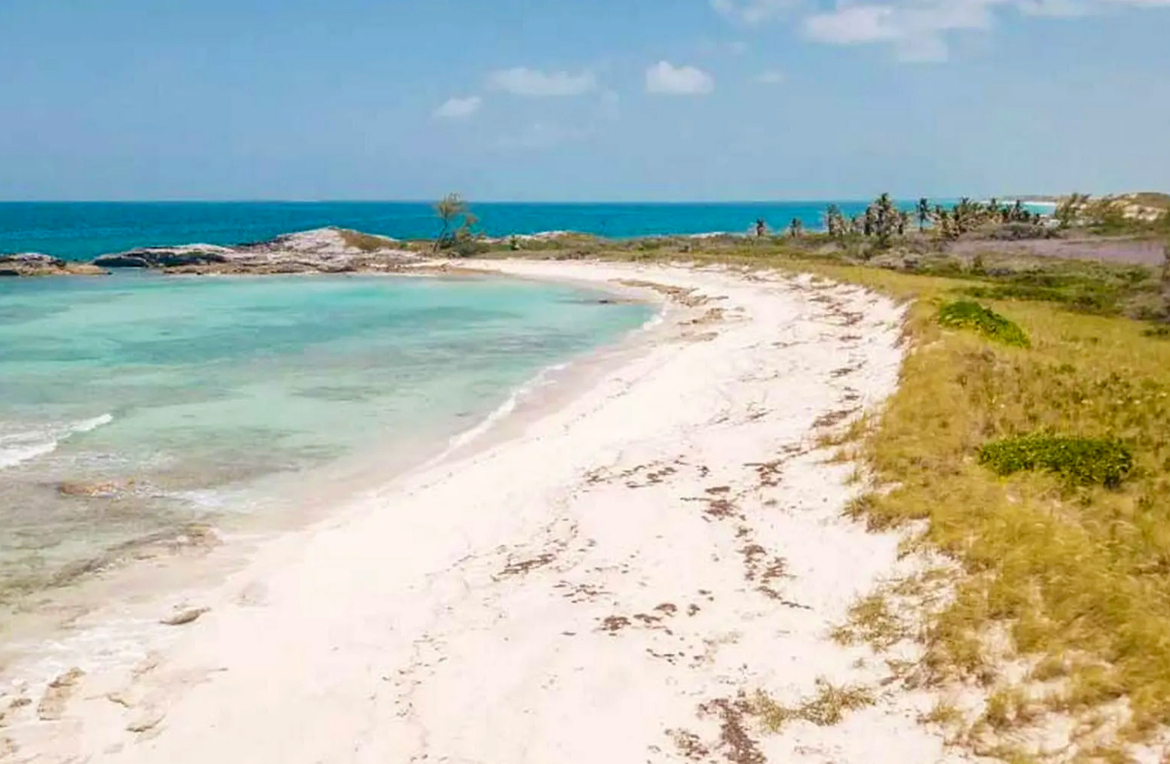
[1144,326,1170,339]
[978,435,1133,488]
[938,301,1031,347]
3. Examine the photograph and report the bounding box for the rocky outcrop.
[0,253,106,277]
[90,228,420,275]
[93,245,234,269]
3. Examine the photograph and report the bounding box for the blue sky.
[1,0,1168,201]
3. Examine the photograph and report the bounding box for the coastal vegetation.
[453,192,1170,762]
[432,193,485,255]
[937,300,1030,347]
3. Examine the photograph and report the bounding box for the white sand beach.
[0,261,972,764]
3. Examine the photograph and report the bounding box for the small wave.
[0,413,114,470]
[70,413,114,434]
[422,363,569,469]
[687,231,740,239]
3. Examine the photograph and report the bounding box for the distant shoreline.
[0,199,1053,261]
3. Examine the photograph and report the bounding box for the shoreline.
[0,270,665,666]
[0,261,965,764]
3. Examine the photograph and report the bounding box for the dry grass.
[754,678,875,731]
[860,297,1170,732]
[337,228,397,252]
[830,591,911,650]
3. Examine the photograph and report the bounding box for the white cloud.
[756,69,786,84]
[802,0,999,62]
[645,61,715,95]
[486,67,598,97]
[799,0,1170,62]
[711,0,796,24]
[1016,0,1092,15]
[434,96,482,119]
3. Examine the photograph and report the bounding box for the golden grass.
[863,297,1170,728]
[815,268,1170,757]
[755,678,875,731]
[337,228,397,252]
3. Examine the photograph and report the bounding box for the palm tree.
[1009,199,1027,223]
[933,205,956,241]
[755,218,767,238]
[434,193,468,251]
[872,193,899,248]
[954,196,973,232]
[898,210,911,236]
[986,198,1001,224]
[824,204,845,238]
[916,198,931,232]
[788,218,804,238]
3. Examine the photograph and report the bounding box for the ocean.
[1,201,910,260]
[0,271,653,596]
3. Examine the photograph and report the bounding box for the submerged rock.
[56,480,122,498]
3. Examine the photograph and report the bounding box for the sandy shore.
[0,261,969,764]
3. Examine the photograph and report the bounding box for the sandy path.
[0,261,969,764]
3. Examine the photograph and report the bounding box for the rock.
[57,481,121,498]
[93,245,234,269]
[0,253,105,277]
[160,606,209,626]
[88,228,419,274]
[241,227,399,255]
[0,253,60,267]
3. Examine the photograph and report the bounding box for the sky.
[1,0,1168,201]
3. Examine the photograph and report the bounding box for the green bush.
[937,301,1031,347]
[978,435,1133,488]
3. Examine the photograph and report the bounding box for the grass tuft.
[938,300,1031,347]
[978,434,1134,488]
[755,679,875,731]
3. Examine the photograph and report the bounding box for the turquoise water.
[2,201,922,260]
[0,273,652,593]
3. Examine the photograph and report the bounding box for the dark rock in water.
[93,247,233,269]
[0,253,105,277]
[0,252,61,267]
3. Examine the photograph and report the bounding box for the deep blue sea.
[1,201,910,260]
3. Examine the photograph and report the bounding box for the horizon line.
[0,196,1058,205]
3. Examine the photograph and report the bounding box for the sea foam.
[0,413,113,470]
